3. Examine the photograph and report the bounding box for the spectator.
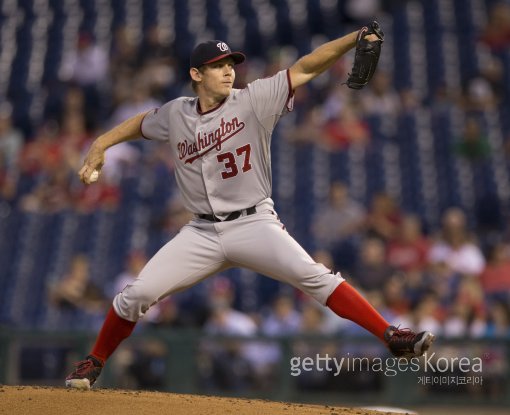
[479,2,510,53]
[312,182,366,269]
[59,32,110,123]
[139,25,174,67]
[18,121,61,177]
[351,237,397,292]
[485,301,510,337]
[0,102,23,170]
[321,105,370,151]
[387,214,431,273]
[365,191,403,242]
[261,295,301,336]
[201,277,258,391]
[146,297,186,329]
[313,182,366,246]
[48,254,108,314]
[108,82,161,128]
[299,300,329,334]
[443,277,487,338]
[455,277,487,335]
[246,295,302,386]
[381,275,410,318]
[282,105,324,145]
[109,26,140,80]
[413,293,444,336]
[0,153,17,201]
[443,301,477,338]
[479,55,505,103]
[60,33,109,88]
[454,117,491,162]
[343,0,382,24]
[63,86,87,115]
[358,71,401,116]
[45,84,89,128]
[121,340,167,390]
[480,242,510,304]
[429,208,486,276]
[293,300,337,391]
[0,102,21,202]
[425,259,464,307]
[72,177,121,213]
[137,25,178,98]
[204,278,257,337]
[321,83,354,122]
[19,168,72,213]
[430,83,460,115]
[399,88,421,114]
[18,115,79,212]
[462,76,498,112]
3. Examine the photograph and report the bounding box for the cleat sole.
[65,378,91,390]
[419,332,436,355]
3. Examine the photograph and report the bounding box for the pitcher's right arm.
[79,111,149,184]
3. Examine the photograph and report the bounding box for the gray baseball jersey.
[113,70,344,322]
[141,70,293,218]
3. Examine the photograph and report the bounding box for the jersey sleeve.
[247,69,294,131]
[140,103,170,142]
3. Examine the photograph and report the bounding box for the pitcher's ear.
[190,67,203,82]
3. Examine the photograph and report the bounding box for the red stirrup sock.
[326,282,389,342]
[90,306,136,363]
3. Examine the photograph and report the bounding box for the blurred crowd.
[1,0,510,394]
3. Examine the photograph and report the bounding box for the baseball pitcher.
[66,22,434,390]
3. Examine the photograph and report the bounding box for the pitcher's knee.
[112,284,157,322]
[300,272,344,305]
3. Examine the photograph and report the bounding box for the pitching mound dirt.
[0,385,405,415]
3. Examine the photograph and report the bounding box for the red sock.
[326,282,389,342]
[90,306,136,363]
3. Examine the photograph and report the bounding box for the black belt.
[198,206,256,222]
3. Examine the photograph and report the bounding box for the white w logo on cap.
[217,42,229,52]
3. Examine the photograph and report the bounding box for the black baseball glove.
[345,21,384,90]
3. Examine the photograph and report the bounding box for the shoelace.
[390,327,416,346]
[73,359,97,376]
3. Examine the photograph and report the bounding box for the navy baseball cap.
[190,40,245,68]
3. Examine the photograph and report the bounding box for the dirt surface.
[0,385,409,415]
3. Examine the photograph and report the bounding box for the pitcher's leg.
[221,213,434,358]
[327,282,435,357]
[223,214,386,337]
[221,213,342,305]
[326,282,389,340]
[66,222,228,389]
[114,224,229,321]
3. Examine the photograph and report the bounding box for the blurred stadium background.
[0,0,509,411]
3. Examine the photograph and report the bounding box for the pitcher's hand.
[78,144,105,184]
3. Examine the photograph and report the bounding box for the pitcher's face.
[193,57,236,100]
